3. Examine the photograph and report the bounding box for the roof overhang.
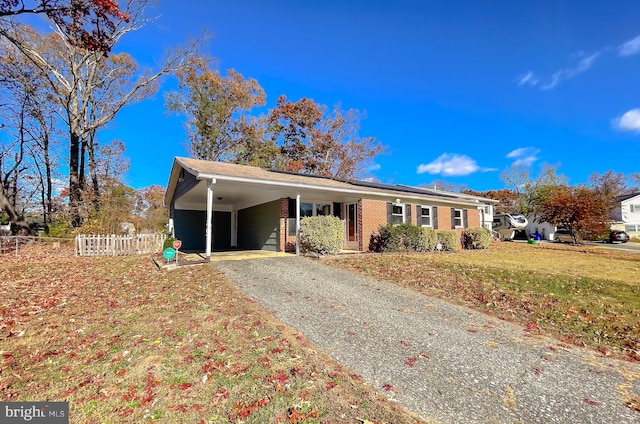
[165,157,497,211]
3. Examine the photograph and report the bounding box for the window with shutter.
[419,205,432,227]
[387,202,404,224]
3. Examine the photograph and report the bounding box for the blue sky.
[104,0,640,191]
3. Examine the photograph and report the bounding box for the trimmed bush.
[163,237,177,250]
[419,227,438,252]
[369,223,422,253]
[462,228,492,250]
[300,215,343,255]
[436,230,459,251]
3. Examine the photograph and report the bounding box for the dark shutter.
[451,208,456,229]
[416,205,422,226]
[463,209,468,228]
[433,207,438,229]
[333,202,343,219]
[386,202,393,223]
[288,198,296,217]
[406,204,412,224]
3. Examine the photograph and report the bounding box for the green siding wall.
[173,209,231,250]
[237,200,280,251]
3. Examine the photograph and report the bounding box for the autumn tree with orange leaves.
[537,185,611,243]
[266,95,383,179]
[0,0,128,54]
[166,57,267,162]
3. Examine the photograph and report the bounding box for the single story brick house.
[164,157,497,257]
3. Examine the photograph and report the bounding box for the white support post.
[205,179,216,258]
[295,193,301,255]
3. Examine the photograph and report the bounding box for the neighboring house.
[611,192,640,239]
[164,157,497,257]
[524,215,557,241]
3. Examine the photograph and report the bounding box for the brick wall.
[467,208,480,228]
[360,199,387,250]
[279,198,289,252]
[281,197,484,253]
[436,207,451,230]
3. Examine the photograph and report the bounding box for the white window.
[390,204,404,225]
[421,206,432,227]
[301,201,332,217]
[626,224,639,232]
[291,201,333,236]
[454,209,464,228]
[630,204,640,213]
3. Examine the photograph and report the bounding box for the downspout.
[205,179,216,258]
[296,193,301,255]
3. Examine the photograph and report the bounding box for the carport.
[164,157,366,257]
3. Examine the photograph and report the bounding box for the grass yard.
[326,242,640,361]
[0,245,423,424]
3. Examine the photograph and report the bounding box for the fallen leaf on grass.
[584,398,602,406]
[288,406,319,423]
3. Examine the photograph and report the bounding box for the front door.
[346,202,359,250]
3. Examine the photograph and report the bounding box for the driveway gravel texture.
[214,256,640,424]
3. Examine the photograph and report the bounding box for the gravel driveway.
[214,255,640,424]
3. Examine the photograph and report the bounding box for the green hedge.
[300,215,343,255]
[419,227,438,252]
[462,228,492,250]
[369,224,462,253]
[436,230,459,252]
[368,223,422,252]
[163,237,177,250]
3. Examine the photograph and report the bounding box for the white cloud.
[618,35,640,57]
[417,153,487,177]
[612,108,640,132]
[366,162,381,172]
[540,52,600,90]
[517,71,538,87]
[506,147,540,167]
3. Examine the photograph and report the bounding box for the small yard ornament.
[163,247,176,263]
[436,242,443,252]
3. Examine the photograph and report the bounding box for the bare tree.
[3,0,202,226]
[0,36,58,232]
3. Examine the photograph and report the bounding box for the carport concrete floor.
[214,255,640,424]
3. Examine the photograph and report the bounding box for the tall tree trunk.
[87,128,101,212]
[43,132,52,225]
[69,131,83,227]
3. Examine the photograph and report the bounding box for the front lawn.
[326,242,640,360]
[0,245,423,423]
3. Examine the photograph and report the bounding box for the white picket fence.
[75,233,164,256]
